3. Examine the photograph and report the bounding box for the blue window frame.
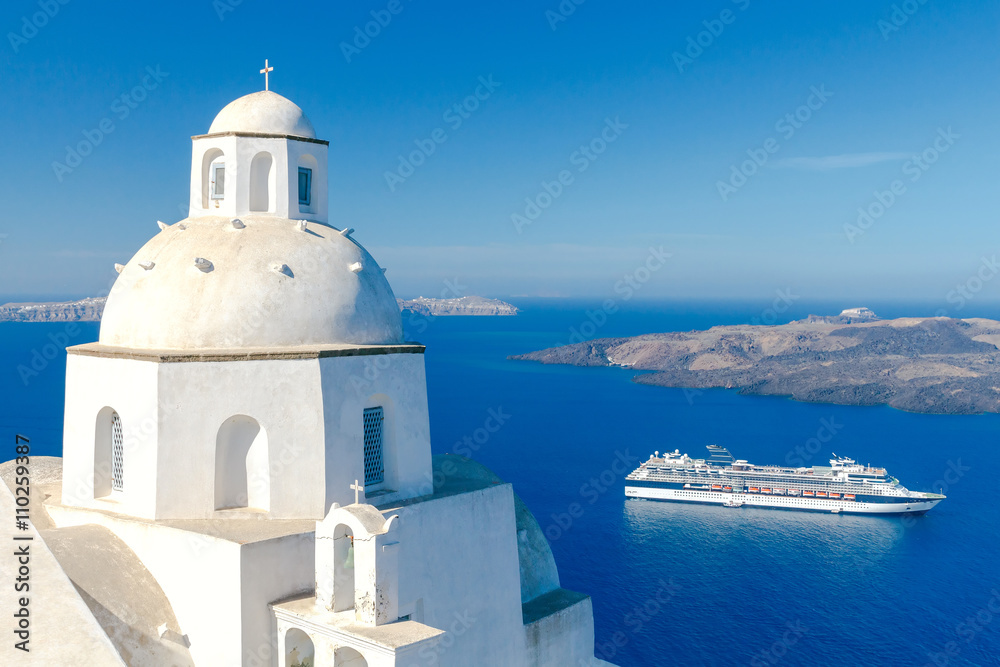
[298,167,312,206]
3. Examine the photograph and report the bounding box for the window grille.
[111,411,124,492]
[363,407,385,486]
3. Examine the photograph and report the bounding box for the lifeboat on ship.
[803,490,814,497]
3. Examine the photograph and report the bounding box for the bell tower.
[188,85,329,223]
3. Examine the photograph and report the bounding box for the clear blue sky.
[1,0,997,302]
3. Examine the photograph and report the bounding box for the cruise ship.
[624,446,945,514]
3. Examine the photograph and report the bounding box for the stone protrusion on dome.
[99,216,404,351]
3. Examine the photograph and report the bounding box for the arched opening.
[94,407,123,498]
[335,647,368,666]
[214,416,269,510]
[298,153,318,214]
[201,148,224,209]
[249,151,274,212]
[332,523,356,612]
[284,628,314,667]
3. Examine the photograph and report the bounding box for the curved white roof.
[100,217,403,350]
[207,91,316,139]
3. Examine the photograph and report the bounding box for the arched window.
[214,416,269,511]
[95,407,124,498]
[284,628,314,667]
[201,148,224,209]
[250,152,274,212]
[332,523,356,612]
[335,647,368,666]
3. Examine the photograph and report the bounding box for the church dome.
[208,91,316,139]
[99,217,404,350]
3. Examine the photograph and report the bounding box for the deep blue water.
[3,300,1000,666]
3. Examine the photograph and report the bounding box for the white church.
[4,69,615,666]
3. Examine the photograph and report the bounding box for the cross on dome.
[350,479,364,505]
[260,59,274,91]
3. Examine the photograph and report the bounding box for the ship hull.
[624,485,942,515]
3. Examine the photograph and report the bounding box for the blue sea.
[3,299,1000,667]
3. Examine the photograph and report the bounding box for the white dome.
[208,91,316,139]
[100,217,403,350]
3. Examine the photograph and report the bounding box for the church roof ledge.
[271,594,445,649]
[191,130,330,145]
[67,342,425,363]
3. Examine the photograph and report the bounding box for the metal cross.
[260,59,274,91]
[350,479,364,504]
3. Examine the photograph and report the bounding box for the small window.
[298,167,312,206]
[111,411,124,492]
[363,407,385,486]
[211,163,226,200]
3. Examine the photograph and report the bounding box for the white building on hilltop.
[7,80,613,666]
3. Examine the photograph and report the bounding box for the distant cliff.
[510,316,1000,415]
[0,295,519,322]
[397,296,519,316]
[0,297,106,322]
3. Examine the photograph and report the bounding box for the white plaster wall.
[318,353,432,510]
[47,507,245,667]
[524,598,596,667]
[287,140,328,223]
[240,534,316,667]
[62,353,160,519]
[190,136,239,218]
[190,136,327,223]
[391,485,528,667]
[156,358,326,520]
